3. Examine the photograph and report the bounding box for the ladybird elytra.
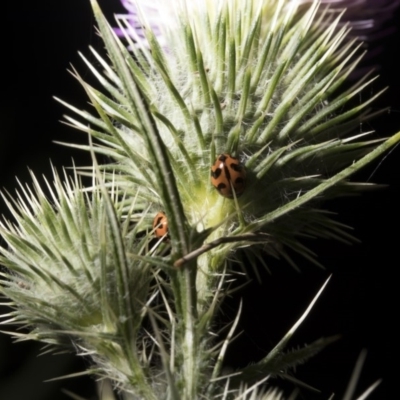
[153,211,169,239]
[210,153,246,198]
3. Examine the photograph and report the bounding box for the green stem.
[178,262,199,399]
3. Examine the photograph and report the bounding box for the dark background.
[1,1,399,399]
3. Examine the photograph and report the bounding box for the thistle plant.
[1,0,399,399]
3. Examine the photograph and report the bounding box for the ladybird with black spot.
[153,211,169,239]
[210,153,246,198]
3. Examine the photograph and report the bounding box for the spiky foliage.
[0,169,163,397]
[60,0,398,272]
[1,0,399,398]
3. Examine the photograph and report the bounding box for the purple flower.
[301,0,400,40]
[113,1,169,48]
[114,0,400,46]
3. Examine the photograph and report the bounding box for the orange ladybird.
[153,211,169,239]
[211,153,246,198]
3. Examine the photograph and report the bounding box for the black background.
[1,1,399,399]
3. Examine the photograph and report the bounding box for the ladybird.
[153,211,169,239]
[211,153,246,198]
